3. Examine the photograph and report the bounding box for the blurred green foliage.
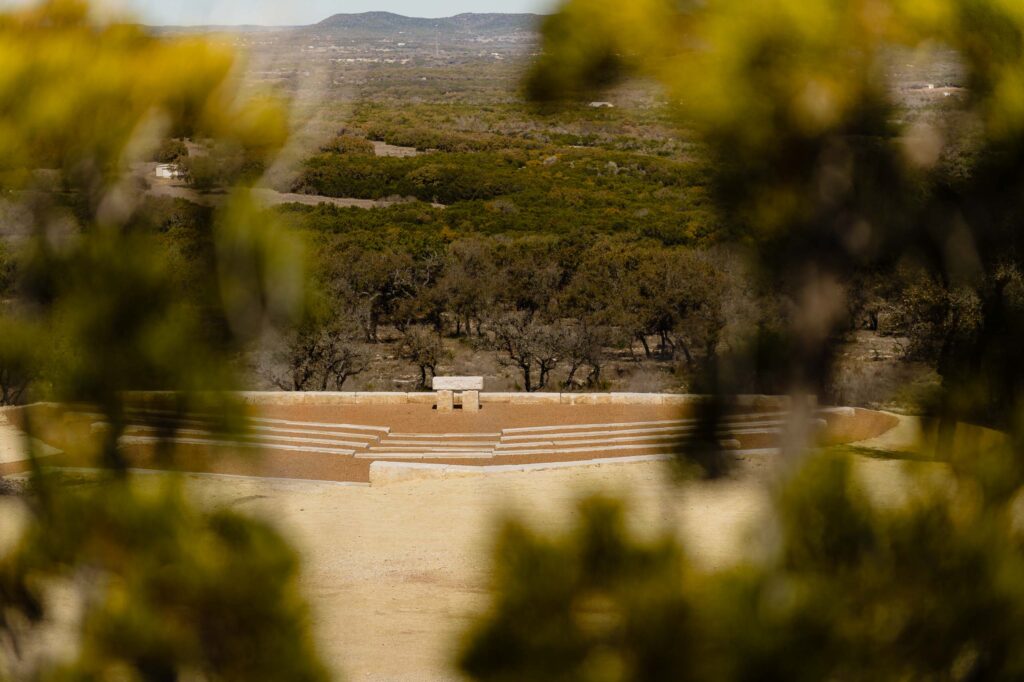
[0,1,328,678]
[460,0,1024,679]
[518,0,1024,419]
[460,498,694,681]
[4,476,327,681]
[152,138,188,164]
[462,452,1024,680]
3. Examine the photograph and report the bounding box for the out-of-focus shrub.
[152,138,188,164]
[460,0,1024,679]
[0,1,327,678]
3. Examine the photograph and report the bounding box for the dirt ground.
[0,412,923,680]
[171,440,926,681]
[829,330,939,412]
[161,457,775,680]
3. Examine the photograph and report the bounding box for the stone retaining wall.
[368,454,677,486]
[120,391,812,410]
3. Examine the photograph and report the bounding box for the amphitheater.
[2,391,899,482]
[0,391,914,680]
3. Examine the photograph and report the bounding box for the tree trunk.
[677,339,693,366]
[368,314,379,343]
[636,333,651,358]
[521,363,533,392]
[565,361,583,389]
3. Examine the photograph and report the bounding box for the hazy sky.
[0,0,555,25]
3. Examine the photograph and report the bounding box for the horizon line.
[146,10,548,29]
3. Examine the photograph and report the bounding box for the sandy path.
[372,140,421,158]
[145,182,424,210]
[0,423,26,465]
[0,457,776,680]
[853,413,923,451]
[138,161,444,210]
[180,460,773,680]
[174,448,922,681]
[0,411,58,471]
[0,453,939,680]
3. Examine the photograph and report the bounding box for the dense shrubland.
[292,141,714,241]
[151,137,188,163]
[161,0,1007,414]
[347,101,692,156]
[1,188,966,402]
[0,4,999,409]
[269,209,912,396]
[181,141,267,190]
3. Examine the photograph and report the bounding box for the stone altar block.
[436,389,454,413]
[432,376,483,412]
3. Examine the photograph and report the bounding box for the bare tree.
[668,250,730,368]
[269,322,368,391]
[0,364,29,405]
[332,249,417,343]
[0,319,35,405]
[440,239,497,337]
[490,311,561,392]
[535,330,561,392]
[561,321,608,389]
[399,326,450,389]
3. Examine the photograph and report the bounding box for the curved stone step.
[123,426,373,449]
[356,451,494,460]
[118,436,356,456]
[97,419,382,443]
[125,408,390,434]
[500,420,786,442]
[499,412,789,435]
[380,440,499,447]
[493,443,697,457]
[366,445,496,453]
[387,432,502,439]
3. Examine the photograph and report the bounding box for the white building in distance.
[155,163,185,180]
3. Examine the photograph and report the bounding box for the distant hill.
[151,12,541,37]
[313,11,541,36]
[151,12,543,59]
